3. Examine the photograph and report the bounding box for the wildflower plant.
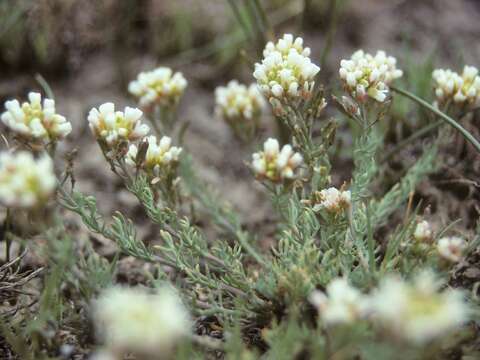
[339,50,403,103]
[251,137,303,184]
[87,102,149,148]
[1,92,72,149]
[215,80,266,140]
[2,28,480,360]
[432,65,480,110]
[0,151,55,208]
[129,67,187,133]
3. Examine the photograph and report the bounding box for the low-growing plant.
[1,25,480,360]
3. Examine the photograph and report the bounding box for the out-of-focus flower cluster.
[126,135,182,176]
[129,67,187,109]
[1,92,71,142]
[311,272,467,344]
[432,66,480,107]
[0,151,55,208]
[88,103,149,147]
[215,80,265,126]
[312,187,351,215]
[413,220,433,243]
[309,278,368,325]
[253,34,320,105]
[251,138,303,182]
[437,236,466,263]
[93,286,190,356]
[339,50,403,103]
[369,271,467,344]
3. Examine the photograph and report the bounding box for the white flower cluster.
[311,272,468,344]
[126,135,182,175]
[1,92,71,141]
[432,66,480,106]
[93,286,190,356]
[413,220,433,243]
[369,271,467,344]
[88,103,149,146]
[339,50,403,103]
[309,278,368,325]
[0,151,56,208]
[251,138,303,182]
[313,187,351,214]
[437,236,466,263]
[128,67,188,108]
[253,34,320,103]
[214,80,265,123]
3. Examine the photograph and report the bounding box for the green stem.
[391,86,480,153]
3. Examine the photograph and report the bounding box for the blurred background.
[1,0,479,235]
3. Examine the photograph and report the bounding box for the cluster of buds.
[251,138,303,182]
[432,66,480,108]
[311,187,351,215]
[253,34,320,107]
[93,286,190,357]
[339,50,403,103]
[214,80,265,137]
[437,236,466,263]
[1,92,71,142]
[369,271,467,344]
[413,220,434,243]
[0,151,56,208]
[128,67,188,109]
[88,103,149,147]
[126,135,182,176]
[309,278,368,325]
[310,272,467,344]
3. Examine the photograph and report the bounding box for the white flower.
[0,151,56,208]
[310,278,367,325]
[253,34,320,103]
[313,187,351,214]
[437,236,466,263]
[214,80,266,123]
[1,92,71,141]
[251,138,303,182]
[126,135,182,175]
[87,103,149,146]
[93,286,191,355]
[339,50,403,103]
[368,271,467,344]
[128,67,187,108]
[413,220,433,243]
[432,66,480,107]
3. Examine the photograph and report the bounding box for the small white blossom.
[368,271,467,344]
[253,34,320,103]
[93,286,190,356]
[310,278,368,325]
[313,187,351,214]
[0,151,56,208]
[1,92,71,141]
[126,135,182,175]
[214,80,265,123]
[87,103,149,146]
[128,67,187,108]
[251,138,303,182]
[413,220,433,243]
[432,66,480,107]
[339,50,403,103]
[437,236,466,263]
